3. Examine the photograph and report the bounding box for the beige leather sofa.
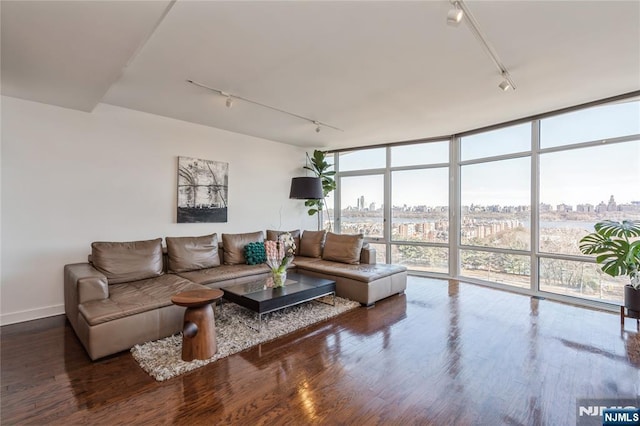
[64,231,407,360]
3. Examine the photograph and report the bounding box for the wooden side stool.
[171,289,224,361]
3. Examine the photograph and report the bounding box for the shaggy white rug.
[131,296,359,381]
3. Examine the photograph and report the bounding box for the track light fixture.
[186,79,343,133]
[498,71,516,91]
[447,1,463,26]
[447,0,517,91]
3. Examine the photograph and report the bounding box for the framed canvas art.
[177,156,228,223]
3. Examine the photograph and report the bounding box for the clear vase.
[272,270,287,288]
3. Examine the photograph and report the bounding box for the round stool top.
[171,289,224,307]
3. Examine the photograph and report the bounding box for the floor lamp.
[289,177,324,230]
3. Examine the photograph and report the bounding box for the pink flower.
[264,233,296,272]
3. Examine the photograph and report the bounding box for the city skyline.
[337,142,639,208]
[334,99,638,208]
[339,194,640,213]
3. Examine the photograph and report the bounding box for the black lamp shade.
[289,177,323,199]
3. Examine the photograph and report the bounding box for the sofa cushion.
[91,238,164,284]
[222,231,264,265]
[166,233,220,273]
[176,263,271,286]
[299,230,326,258]
[78,274,202,326]
[244,242,267,265]
[294,257,407,283]
[266,230,301,256]
[322,232,364,264]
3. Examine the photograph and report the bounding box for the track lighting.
[446,0,517,91]
[447,1,463,26]
[498,71,516,91]
[186,79,343,133]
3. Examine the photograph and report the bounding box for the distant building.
[595,202,608,213]
[618,203,637,212]
[576,204,594,213]
[556,203,573,212]
[398,223,414,238]
[539,203,552,212]
[607,195,617,212]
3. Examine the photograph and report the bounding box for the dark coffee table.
[221,272,336,330]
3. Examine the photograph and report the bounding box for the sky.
[335,100,640,208]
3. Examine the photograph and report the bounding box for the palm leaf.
[594,239,632,277]
[594,220,640,238]
[580,222,640,281]
[578,233,611,255]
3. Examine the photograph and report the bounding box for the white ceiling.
[2,1,639,149]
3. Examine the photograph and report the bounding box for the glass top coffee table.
[221,272,336,330]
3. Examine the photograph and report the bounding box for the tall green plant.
[579,220,640,289]
[303,150,336,229]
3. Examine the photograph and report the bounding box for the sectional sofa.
[64,230,407,360]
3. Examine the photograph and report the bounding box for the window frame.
[328,92,640,311]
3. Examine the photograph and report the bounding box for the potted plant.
[303,150,336,230]
[579,220,640,317]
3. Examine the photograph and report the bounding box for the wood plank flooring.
[2,277,639,425]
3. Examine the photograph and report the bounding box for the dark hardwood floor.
[2,277,639,425]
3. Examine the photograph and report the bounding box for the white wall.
[0,96,316,325]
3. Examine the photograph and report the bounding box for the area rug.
[131,296,359,381]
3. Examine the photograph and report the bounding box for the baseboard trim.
[1,304,64,326]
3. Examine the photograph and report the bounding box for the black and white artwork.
[177,156,228,223]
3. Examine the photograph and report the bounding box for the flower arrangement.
[264,232,296,287]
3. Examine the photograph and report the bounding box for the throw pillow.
[266,229,301,256]
[244,242,267,265]
[299,230,326,258]
[322,232,364,264]
[222,231,264,265]
[91,238,164,284]
[165,233,220,273]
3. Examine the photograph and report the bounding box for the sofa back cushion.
[266,229,301,256]
[299,230,326,258]
[166,233,221,273]
[322,232,364,264]
[222,231,264,265]
[91,238,164,284]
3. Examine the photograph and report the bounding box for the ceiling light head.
[498,79,511,91]
[225,96,233,108]
[498,71,515,91]
[314,121,321,133]
[447,3,464,26]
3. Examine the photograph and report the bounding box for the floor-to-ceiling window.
[330,94,639,308]
[390,141,449,274]
[335,147,387,262]
[458,123,532,288]
[537,100,640,304]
